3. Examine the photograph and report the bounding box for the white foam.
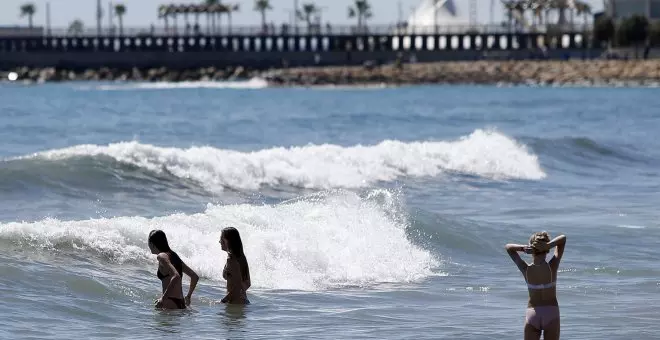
[88,77,268,91]
[616,224,646,229]
[0,190,437,290]
[20,129,546,192]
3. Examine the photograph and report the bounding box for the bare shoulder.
[157,252,170,263]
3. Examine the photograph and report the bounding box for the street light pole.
[46,2,51,36]
[294,0,299,34]
[96,0,103,35]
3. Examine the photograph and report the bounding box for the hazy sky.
[1,0,604,29]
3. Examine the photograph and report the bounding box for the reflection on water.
[220,303,249,334]
[150,308,192,333]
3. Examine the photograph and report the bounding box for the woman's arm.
[182,262,199,306]
[505,243,529,274]
[548,235,567,267]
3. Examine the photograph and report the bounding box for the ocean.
[0,81,659,339]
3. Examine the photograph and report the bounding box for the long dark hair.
[222,227,250,282]
[148,229,183,275]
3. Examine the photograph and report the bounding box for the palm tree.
[502,0,515,29]
[254,0,272,32]
[553,0,568,26]
[19,3,36,28]
[68,19,84,36]
[114,4,126,35]
[297,3,318,33]
[348,0,372,33]
[205,0,219,33]
[527,0,546,27]
[228,4,239,34]
[574,1,591,29]
[158,5,169,33]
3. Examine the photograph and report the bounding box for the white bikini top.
[525,262,556,290]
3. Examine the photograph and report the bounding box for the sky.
[1,0,604,29]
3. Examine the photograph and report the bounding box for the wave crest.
[0,189,438,290]
[14,129,546,192]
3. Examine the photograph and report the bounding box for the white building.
[404,0,470,33]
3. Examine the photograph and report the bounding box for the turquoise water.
[1,82,659,339]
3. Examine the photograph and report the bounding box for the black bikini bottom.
[165,297,186,309]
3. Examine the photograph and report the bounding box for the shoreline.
[3,60,660,87]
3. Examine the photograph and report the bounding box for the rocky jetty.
[262,60,660,87]
[2,65,256,84]
[3,60,660,87]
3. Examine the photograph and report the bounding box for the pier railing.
[0,32,591,54]
[0,23,592,38]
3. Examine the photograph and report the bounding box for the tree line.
[18,0,373,35]
[594,15,660,49]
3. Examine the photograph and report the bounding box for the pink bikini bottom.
[525,306,560,330]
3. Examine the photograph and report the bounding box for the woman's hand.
[185,295,191,306]
[533,242,551,253]
[154,297,164,309]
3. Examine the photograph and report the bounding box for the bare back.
[525,257,559,308]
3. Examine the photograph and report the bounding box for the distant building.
[604,0,660,20]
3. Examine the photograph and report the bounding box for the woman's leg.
[525,308,542,340]
[542,317,560,340]
[525,323,542,340]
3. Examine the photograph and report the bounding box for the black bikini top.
[156,251,183,280]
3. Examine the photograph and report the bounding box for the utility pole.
[469,0,477,27]
[46,2,51,36]
[108,1,113,33]
[96,0,103,35]
[433,0,438,34]
[293,0,299,34]
[490,0,495,25]
[410,5,416,33]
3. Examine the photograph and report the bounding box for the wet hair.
[529,231,551,255]
[148,229,183,276]
[222,227,250,282]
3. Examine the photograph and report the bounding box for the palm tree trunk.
[29,15,34,29]
[228,12,232,34]
[261,11,266,32]
[119,16,123,35]
[217,13,222,33]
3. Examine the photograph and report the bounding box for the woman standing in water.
[219,227,251,304]
[148,229,199,309]
[505,232,566,340]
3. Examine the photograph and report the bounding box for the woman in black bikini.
[148,229,199,309]
[219,227,251,304]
